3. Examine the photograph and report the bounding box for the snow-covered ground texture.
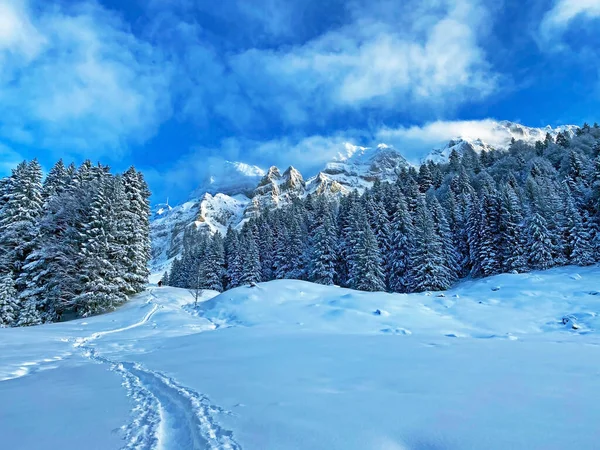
[2,266,600,450]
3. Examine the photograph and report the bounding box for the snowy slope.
[2,266,600,449]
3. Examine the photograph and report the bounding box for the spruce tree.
[200,233,225,291]
[16,298,42,327]
[239,229,261,285]
[526,212,554,270]
[0,273,18,327]
[71,177,126,317]
[224,227,242,289]
[499,185,527,273]
[564,191,595,266]
[309,208,338,285]
[121,167,151,294]
[348,219,385,292]
[409,196,452,292]
[388,196,415,293]
[0,160,44,273]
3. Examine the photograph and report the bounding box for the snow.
[5,266,599,449]
[424,120,579,163]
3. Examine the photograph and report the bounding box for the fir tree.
[0,160,44,273]
[564,191,595,266]
[526,212,554,270]
[16,299,42,327]
[239,229,261,285]
[200,233,225,291]
[499,185,528,273]
[0,273,18,327]
[121,168,152,294]
[309,208,337,285]
[348,220,385,292]
[409,196,452,291]
[224,227,243,289]
[388,196,414,293]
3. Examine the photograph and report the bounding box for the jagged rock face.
[320,144,409,190]
[306,172,347,196]
[246,166,306,218]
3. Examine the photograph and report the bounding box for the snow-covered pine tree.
[337,193,366,287]
[257,217,275,281]
[200,233,225,291]
[169,257,186,288]
[224,227,243,289]
[364,196,392,280]
[449,169,476,275]
[526,211,554,270]
[160,271,170,286]
[498,184,528,273]
[388,195,415,293]
[16,298,42,327]
[42,159,70,203]
[17,172,94,322]
[273,221,291,279]
[409,196,452,292]
[427,193,459,284]
[0,273,18,327]
[334,192,360,285]
[348,217,385,292]
[121,167,152,293]
[477,189,502,277]
[71,176,127,317]
[0,160,43,274]
[239,228,261,285]
[564,189,595,266]
[309,202,337,285]
[286,215,307,280]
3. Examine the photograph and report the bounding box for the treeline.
[165,124,600,294]
[0,160,151,327]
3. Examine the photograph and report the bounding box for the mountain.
[424,121,578,163]
[150,121,578,272]
[149,143,409,272]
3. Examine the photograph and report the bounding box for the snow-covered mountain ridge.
[150,120,577,273]
[424,121,578,163]
[150,143,410,272]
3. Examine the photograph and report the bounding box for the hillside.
[1,266,600,449]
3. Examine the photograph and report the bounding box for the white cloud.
[540,0,600,46]
[0,0,172,158]
[228,0,495,120]
[152,0,497,129]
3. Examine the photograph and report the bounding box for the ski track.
[72,298,241,450]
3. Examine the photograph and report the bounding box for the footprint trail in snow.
[72,300,240,450]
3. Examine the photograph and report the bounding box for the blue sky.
[0,0,599,204]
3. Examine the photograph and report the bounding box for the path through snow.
[70,295,240,450]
